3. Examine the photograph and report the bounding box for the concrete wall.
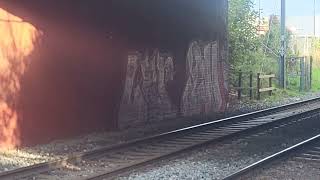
[0,0,228,147]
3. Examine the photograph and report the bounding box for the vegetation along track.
[1,97,320,179]
[222,134,320,180]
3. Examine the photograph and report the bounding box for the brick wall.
[0,0,228,147]
[119,40,228,128]
[118,50,178,127]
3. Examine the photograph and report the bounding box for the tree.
[263,15,294,58]
[228,0,260,71]
[229,0,294,74]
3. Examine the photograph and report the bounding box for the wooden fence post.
[269,76,272,96]
[257,73,261,100]
[238,70,242,100]
[306,57,310,91]
[249,71,253,100]
[310,56,313,90]
[300,57,305,92]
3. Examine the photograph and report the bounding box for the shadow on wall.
[0,8,127,148]
[0,0,228,148]
[18,18,128,146]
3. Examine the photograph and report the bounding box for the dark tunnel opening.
[0,0,228,147]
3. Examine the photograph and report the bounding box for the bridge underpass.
[0,0,228,148]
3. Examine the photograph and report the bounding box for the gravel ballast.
[239,159,320,180]
[112,113,320,180]
[0,92,319,176]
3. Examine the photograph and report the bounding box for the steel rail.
[222,134,320,180]
[82,107,320,180]
[0,97,320,180]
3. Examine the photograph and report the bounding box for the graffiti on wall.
[118,50,177,128]
[182,41,227,116]
[119,40,228,128]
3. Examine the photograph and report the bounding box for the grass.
[231,67,320,103]
[311,68,320,92]
[263,67,320,102]
[245,88,302,104]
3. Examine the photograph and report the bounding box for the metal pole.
[280,0,286,88]
[259,0,261,28]
[314,0,316,37]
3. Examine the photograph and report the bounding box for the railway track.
[1,97,320,179]
[223,134,320,180]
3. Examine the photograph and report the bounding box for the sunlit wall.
[0,8,40,148]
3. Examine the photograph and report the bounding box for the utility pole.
[259,0,261,28]
[314,0,316,36]
[280,0,286,88]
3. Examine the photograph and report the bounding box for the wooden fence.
[236,71,275,100]
[257,73,275,100]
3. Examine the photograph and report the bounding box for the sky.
[253,0,320,36]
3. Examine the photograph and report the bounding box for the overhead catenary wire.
[256,0,281,73]
[256,0,281,57]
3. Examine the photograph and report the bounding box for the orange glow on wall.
[0,8,40,148]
